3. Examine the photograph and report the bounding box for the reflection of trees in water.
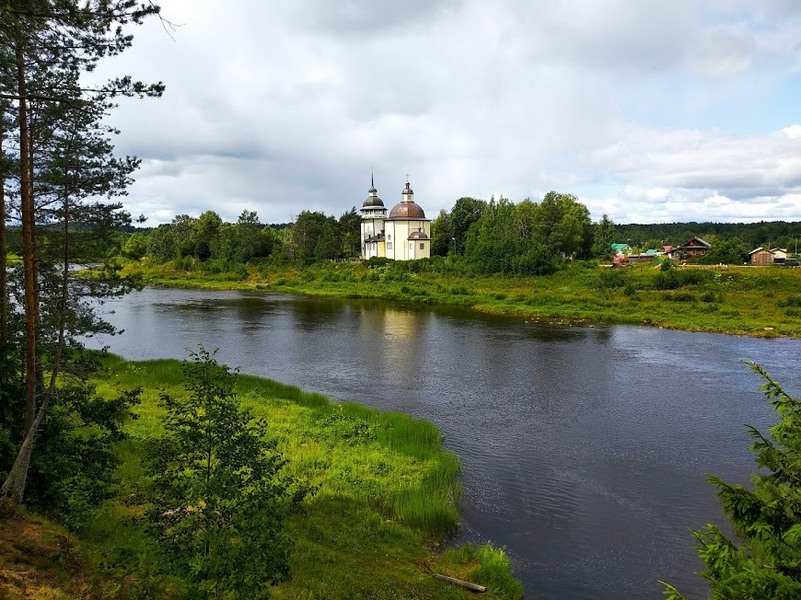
[288,297,349,331]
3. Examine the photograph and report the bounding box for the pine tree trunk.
[17,40,38,479]
[1,393,49,505]
[0,108,7,345]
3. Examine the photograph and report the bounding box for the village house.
[674,237,711,259]
[610,243,631,256]
[771,248,788,262]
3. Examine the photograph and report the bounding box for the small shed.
[749,247,775,266]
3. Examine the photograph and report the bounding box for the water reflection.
[88,288,801,600]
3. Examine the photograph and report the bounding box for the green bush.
[653,268,711,290]
[145,348,310,597]
[599,268,628,289]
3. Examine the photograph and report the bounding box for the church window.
[387,242,393,250]
[420,243,425,250]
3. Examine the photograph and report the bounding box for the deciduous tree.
[146,348,308,598]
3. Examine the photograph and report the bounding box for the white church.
[360,177,432,261]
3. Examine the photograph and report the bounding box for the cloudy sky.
[95,0,801,225]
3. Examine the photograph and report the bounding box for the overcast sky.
[94,0,801,226]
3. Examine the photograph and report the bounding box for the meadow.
[68,355,524,599]
[119,257,801,337]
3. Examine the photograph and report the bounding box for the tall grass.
[85,355,520,598]
[442,544,524,600]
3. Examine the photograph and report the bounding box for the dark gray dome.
[363,192,384,208]
[363,179,385,208]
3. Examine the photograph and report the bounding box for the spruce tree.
[662,363,801,599]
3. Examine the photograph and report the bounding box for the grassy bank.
[119,257,801,337]
[40,355,520,599]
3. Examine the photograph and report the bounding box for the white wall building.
[360,178,431,261]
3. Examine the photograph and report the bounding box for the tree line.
[111,191,601,275]
[112,193,801,275]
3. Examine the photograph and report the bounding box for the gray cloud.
[89,0,801,225]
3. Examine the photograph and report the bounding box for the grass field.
[74,354,523,599]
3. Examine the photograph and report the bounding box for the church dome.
[363,190,384,208]
[362,177,384,208]
[389,201,426,219]
[389,180,426,219]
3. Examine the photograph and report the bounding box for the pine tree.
[0,0,163,504]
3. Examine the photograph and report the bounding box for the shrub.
[145,348,310,597]
[599,268,628,289]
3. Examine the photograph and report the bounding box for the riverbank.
[2,355,522,599]
[118,258,801,337]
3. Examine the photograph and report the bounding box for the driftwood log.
[432,573,487,593]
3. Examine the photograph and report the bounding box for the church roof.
[362,175,385,208]
[389,202,426,219]
[389,180,426,219]
[408,228,429,240]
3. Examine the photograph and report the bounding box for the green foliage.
[145,348,308,598]
[662,364,801,599]
[431,209,454,256]
[599,267,629,289]
[25,382,141,530]
[534,191,593,259]
[121,232,149,260]
[285,211,344,262]
[652,267,712,290]
[450,197,487,255]
[338,207,362,259]
[145,211,276,265]
[465,197,564,276]
[660,257,676,271]
[471,545,525,599]
[615,221,801,252]
[592,214,616,259]
[699,236,750,265]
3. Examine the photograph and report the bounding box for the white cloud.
[689,25,755,75]
[83,0,801,225]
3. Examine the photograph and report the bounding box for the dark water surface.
[89,288,801,599]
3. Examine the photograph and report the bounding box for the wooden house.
[675,237,711,259]
[749,247,775,266]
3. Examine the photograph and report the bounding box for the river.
[87,287,801,599]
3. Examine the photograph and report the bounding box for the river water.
[88,287,801,599]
